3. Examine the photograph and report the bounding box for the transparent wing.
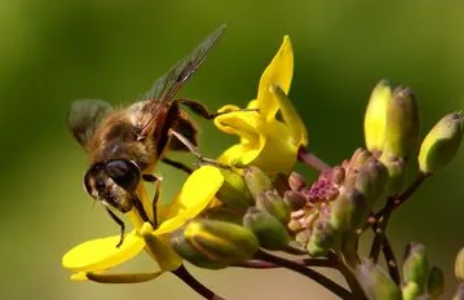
[139,24,226,136]
[67,99,113,149]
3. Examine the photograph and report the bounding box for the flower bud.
[347,148,373,175]
[244,166,273,198]
[455,247,464,282]
[354,158,388,205]
[288,171,307,191]
[204,206,243,224]
[307,217,339,257]
[453,283,464,300]
[171,219,259,269]
[403,243,430,292]
[427,266,444,299]
[256,190,291,225]
[382,86,420,160]
[379,153,406,197]
[356,259,402,300]
[329,186,369,235]
[419,111,464,174]
[243,208,290,250]
[402,282,421,300]
[216,168,254,211]
[283,190,307,210]
[364,80,393,152]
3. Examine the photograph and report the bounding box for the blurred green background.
[1,1,464,299]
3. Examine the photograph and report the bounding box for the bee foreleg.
[161,157,194,174]
[142,174,161,182]
[151,179,162,227]
[105,207,125,248]
[177,98,258,120]
[132,195,152,225]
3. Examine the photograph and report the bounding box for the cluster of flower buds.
[365,80,464,180]
[171,166,294,269]
[355,243,444,300]
[287,148,390,256]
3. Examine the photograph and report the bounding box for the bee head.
[84,159,141,212]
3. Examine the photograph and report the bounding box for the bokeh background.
[1,1,463,299]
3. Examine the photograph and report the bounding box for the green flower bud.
[427,266,444,299]
[455,247,464,282]
[243,207,290,250]
[307,217,339,257]
[216,168,254,211]
[204,206,244,224]
[364,80,393,152]
[244,166,273,198]
[402,282,421,300]
[453,283,464,300]
[418,111,464,174]
[330,186,369,234]
[379,153,406,197]
[356,259,402,300]
[256,190,291,225]
[347,148,373,175]
[171,219,259,269]
[382,86,420,160]
[283,190,307,211]
[403,243,430,292]
[354,158,388,205]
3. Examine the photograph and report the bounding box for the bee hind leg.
[169,129,230,170]
[105,207,125,248]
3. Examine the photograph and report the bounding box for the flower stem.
[391,172,430,209]
[254,250,355,300]
[369,172,430,264]
[382,237,401,285]
[233,258,337,269]
[298,146,330,172]
[172,265,228,300]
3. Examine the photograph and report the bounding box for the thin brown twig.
[369,172,429,263]
[172,265,228,300]
[255,250,355,300]
[233,258,338,269]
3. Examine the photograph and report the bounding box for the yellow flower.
[214,36,308,175]
[62,166,224,283]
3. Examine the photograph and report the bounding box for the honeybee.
[67,25,226,246]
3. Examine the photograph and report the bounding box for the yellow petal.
[217,104,242,114]
[247,121,299,174]
[86,270,164,284]
[141,224,183,271]
[257,36,293,122]
[214,109,260,142]
[217,144,247,166]
[156,166,224,235]
[62,230,144,273]
[270,84,308,147]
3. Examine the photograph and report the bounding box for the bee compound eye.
[104,159,141,192]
